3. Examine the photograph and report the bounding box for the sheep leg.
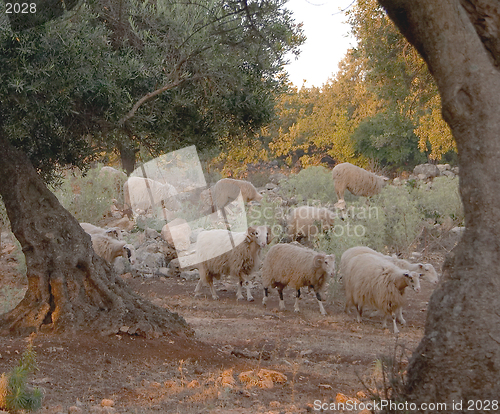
[278,288,285,311]
[236,281,245,301]
[194,279,203,297]
[294,289,301,313]
[355,304,363,323]
[208,281,219,300]
[315,291,326,316]
[262,287,269,307]
[194,267,205,297]
[245,280,254,302]
[396,307,406,324]
[392,313,400,334]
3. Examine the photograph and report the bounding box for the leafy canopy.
[0,0,304,180]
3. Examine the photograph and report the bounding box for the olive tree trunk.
[378,0,500,407]
[0,134,191,338]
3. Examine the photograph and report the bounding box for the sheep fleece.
[331,162,386,199]
[261,243,332,291]
[213,178,262,209]
[343,253,410,317]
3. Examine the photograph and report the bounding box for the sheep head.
[246,226,268,248]
[406,271,421,293]
[417,263,439,284]
[313,253,336,278]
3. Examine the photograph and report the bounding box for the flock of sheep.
[81,162,440,334]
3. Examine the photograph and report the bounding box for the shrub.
[279,166,336,205]
[0,342,43,413]
[50,164,125,224]
[413,176,463,224]
[247,195,288,243]
[374,185,424,252]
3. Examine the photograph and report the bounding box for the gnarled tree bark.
[378,0,500,408]
[0,133,191,338]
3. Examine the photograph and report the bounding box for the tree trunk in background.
[0,133,191,338]
[377,0,500,407]
[118,140,138,176]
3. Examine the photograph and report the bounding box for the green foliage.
[51,165,124,224]
[0,343,43,413]
[373,186,424,251]
[0,0,304,181]
[279,166,336,204]
[352,110,427,167]
[413,177,463,223]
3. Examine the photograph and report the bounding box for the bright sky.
[285,0,356,88]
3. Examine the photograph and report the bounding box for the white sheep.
[124,176,180,215]
[340,246,438,284]
[194,226,271,301]
[343,252,421,333]
[331,162,388,208]
[161,218,192,252]
[80,222,123,240]
[287,205,338,240]
[212,178,263,210]
[261,243,336,315]
[90,234,137,265]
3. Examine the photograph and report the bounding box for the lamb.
[123,176,180,214]
[194,226,271,301]
[261,243,336,315]
[340,246,438,284]
[90,234,137,265]
[287,205,337,240]
[161,218,192,251]
[212,178,263,210]
[80,222,123,240]
[343,252,421,333]
[331,162,388,208]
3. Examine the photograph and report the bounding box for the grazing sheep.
[287,205,337,240]
[212,178,263,210]
[80,222,123,240]
[124,176,180,214]
[261,243,336,315]
[161,218,192,251]
[90,234,137,265]
[340,246,438,284]
[194,226,271,301]
[331,162,388,208]
[343,252,421,333]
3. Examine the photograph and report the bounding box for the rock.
[265,182,277,190]
[451,166,459,174]
[413,163,440,179]
[190,228,204,244]
[158,267,175,277]
[180,270,199,281]
[437,163,451,172]
[269,172,286,184]
[442,170,455,178]
[451,226,466,233]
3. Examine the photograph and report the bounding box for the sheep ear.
[313,254,325,268]
[246,226,257,236]
[417,263,425,270]
[266,226,274,244]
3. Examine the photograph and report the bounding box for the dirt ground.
[0,238,448,414]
